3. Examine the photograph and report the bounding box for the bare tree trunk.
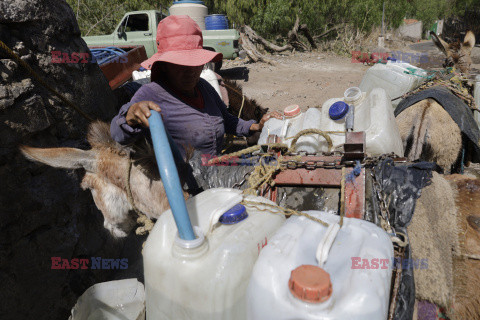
[313,24,344,40]
[299,24,317,49]
[244,25,292,52]
[240,32,278,66]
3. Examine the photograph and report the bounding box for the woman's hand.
[249,111,283,132]
[126,101,161,128]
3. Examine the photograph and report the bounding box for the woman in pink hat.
[110,15,281,156]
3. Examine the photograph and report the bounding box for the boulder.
[0,1,143,319]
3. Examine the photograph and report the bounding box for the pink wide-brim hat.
[141,15,223,69]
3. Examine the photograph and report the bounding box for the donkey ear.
[430,31,449,56]
[463,30,476,53]
[20,146,96,172]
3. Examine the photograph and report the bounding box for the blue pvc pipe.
[148,111,196,240]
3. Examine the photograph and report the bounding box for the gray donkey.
[395,31,477,173]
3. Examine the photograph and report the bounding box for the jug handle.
[316,223,341,267]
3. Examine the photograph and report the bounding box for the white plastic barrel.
[474,75,480,128]
[320,87,404,156]
[247,211,394,320]
[359,61,427,107]
[258,105,324,153]
[169,1,208,30]
[143,188,285,320]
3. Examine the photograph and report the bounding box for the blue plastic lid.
[219,204,248,224]
[329,101,349,120]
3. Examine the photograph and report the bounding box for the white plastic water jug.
[474,75,480,127]
[143,188,285,320]
[359,61,427,107]
[258,105,323,153]
[320,87,404,156]
[247,211,394,320]
[69,279,145,320]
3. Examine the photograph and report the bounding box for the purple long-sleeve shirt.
[110,78,256,156]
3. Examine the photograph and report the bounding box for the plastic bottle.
[320,87,404,156]
[247,211,394,320]
[143,188,285,320]
[359,61,427,108]
[294,107,323,153]
[257,105,304,146]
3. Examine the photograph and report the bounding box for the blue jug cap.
[219,204,248,224]
[329,101,349,120]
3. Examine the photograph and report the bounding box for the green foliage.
[68,0,476,38]
[65,0,171,36]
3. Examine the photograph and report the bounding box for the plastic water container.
[205,14,229,30]
[359,61,427,107]
[200,68,222,98]
[320,87,404,156]
[143,188,285,320]
[169,1,208,30]
[247,211,394,320]
[258,105,323,153]
[474,75,480,127]
[69,279,145,320]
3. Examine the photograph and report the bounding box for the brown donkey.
[395,31,476,173]
[21,122,186,238]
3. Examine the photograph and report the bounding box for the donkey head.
[431,30,476,74]
[20,122,180,238]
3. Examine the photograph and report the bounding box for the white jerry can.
[143,188,285,320]
[247,211,394,320]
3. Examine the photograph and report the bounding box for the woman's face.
[161,63,204,93]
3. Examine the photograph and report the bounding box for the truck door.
[114,13,155,57]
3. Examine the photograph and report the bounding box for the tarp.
[395,85,480,164]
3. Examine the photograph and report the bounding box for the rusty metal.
[344,131,366,159]
[344,168,365,219]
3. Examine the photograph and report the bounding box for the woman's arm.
[110,86,161,144]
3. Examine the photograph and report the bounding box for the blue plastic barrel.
[205,14,228,30]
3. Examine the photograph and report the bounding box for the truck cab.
[83,10,240,68]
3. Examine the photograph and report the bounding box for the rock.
[0,1,143,319]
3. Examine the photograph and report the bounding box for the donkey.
[408,172,480,320]
[21,121,252,238]
[395,31,476,173]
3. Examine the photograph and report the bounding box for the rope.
[208,145,262,165]
[287,129,335,153]
[0,40,95,122]
[237,94,246,118]
[126,157,154,235]
[241,200,329,227]
[243,154,285,195]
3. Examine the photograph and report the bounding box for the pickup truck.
[83,10,240,70]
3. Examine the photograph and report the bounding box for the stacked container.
[257,105,323,153]
[247,211,394,320]
[359,61,427,107]
[320,87,404,156]
[143,188,285,320]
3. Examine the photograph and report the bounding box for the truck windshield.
[121,13,149,32]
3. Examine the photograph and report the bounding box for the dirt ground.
[219,41,480,113]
